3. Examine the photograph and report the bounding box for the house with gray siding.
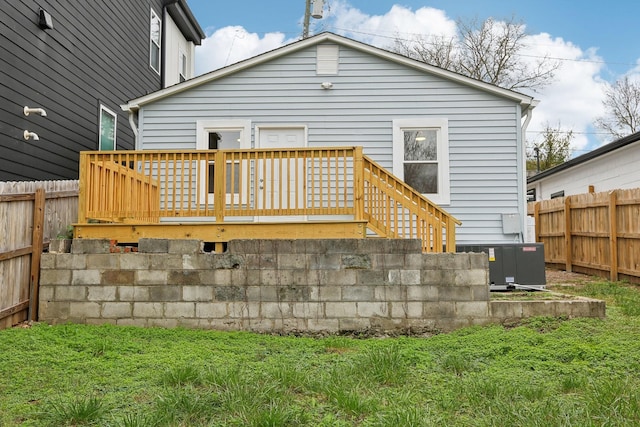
[527,131,640,200]
[121,32,537,245]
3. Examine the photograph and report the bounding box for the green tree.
[527,123,573,172]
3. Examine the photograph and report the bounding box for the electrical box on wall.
[457,243,546,291]
[501,213,521,234]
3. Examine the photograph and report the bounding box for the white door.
[256,127,306,221]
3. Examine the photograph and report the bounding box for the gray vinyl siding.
[139,43,524,244]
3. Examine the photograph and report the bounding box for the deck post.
[353,146,364,221]
[214,150,225,221]
[446,217,457,253]
[78,152,87,224]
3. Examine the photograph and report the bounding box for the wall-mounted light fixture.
[24,130,40,141]
[24,106,47,117]
[320,82,333,89]
[39,8,54,30]
[415,131,426,141]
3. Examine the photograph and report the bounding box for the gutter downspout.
[129,111,139,149]
[161,10,167,89]
[520,102,536,242]
[521,102,535,135]
[122,106,139,149]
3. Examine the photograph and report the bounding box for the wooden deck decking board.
[73,221,368,244]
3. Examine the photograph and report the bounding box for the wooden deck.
[76,147,459,252]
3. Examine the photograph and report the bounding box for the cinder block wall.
[39,238,493,333]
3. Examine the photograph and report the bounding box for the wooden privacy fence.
[0,180,78,329]
[528,188,640,282]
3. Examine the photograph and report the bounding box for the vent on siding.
[317,45,339,75]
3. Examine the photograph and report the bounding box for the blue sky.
[185,0,640,154]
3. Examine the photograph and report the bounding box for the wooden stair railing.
[359,153,460,253]
[78,153,160,224]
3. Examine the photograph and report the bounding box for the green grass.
[1,280,640,426]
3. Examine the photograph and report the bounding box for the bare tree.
[392,17,560,92]
[594,76,640,139]
[526,123,573,172]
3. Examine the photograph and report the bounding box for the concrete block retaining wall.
[38,239,605,333]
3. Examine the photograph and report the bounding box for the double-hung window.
[393,118,450,205]
[149,9,161,74]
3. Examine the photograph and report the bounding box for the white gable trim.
[121,33,536,112]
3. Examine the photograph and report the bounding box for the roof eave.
[527,130,640,184]
[164,0,205,44]
[122,34,329,112]
[122,32,537,112]
[328,34,536,107]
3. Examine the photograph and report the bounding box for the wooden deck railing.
[79,155,160,223]
[78,148,459,252]
[362,156,460,252]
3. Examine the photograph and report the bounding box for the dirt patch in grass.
[491,268,603,301]
[544,268,602,287]
[490,290,579,300]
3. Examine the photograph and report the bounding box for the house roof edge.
[164,0,205,44]
[122,32,537,111]
[527,130,640,184]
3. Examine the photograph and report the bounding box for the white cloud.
[193,3,614,154]
[195,26,294,75]
[194,2,458,75]
[521,34,608,151]
[324,2,458,48]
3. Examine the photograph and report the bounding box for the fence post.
[534,201,541,243]
[353,146,364,221]
[564,196,572,272]
[609,190,619,281]
[28,188,45,321]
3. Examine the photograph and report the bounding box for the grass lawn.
[1,278,640,426]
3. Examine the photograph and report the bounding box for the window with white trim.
[99,105,117,150]
[393,118,450,205]
[179,50,187,82]
[196,120,251,205]
[149,9,161,74]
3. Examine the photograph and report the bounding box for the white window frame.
[149,9,161,75]
[196,120,251,205]
[179,50,187,82]
[392,118,450,205]
[99,105,117,151]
